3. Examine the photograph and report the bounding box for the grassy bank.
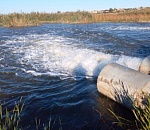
[0,11,93,27]
[0,7,150,27]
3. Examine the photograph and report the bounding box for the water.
[0,23,150,129]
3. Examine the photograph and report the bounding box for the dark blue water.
[0,23,150,130]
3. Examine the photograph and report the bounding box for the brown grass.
[92,9,150,22]
[0,8,150,27]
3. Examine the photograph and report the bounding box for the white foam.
[25,70,68,77]
[4,34,143,78]
[112,26,150,31]
[115,55,143,70]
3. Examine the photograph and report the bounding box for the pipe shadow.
[72,64,87,79]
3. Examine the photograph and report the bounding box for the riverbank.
[0,7,150,27]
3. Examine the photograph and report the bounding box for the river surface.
[0,23,150,130]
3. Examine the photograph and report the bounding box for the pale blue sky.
[0,0,150,14]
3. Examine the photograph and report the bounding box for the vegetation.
[0,7,150,27]
[0,98,24,130]
[0,11,92,27]
[0,98,62,130]
[1,96,150,129]
[35,117,62,130]
[109,95,150,130]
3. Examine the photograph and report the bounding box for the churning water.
[0,23,150,129]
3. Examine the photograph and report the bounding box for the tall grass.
[35,117,62,130]
[0,98,24,130]
[0,12,39,27]
[109,95,150,130]
[0,11,92,27]
[0,8,150,27]
[0,98,62,130]
[92,10,150,23]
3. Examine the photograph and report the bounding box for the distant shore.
[0,7,150,28]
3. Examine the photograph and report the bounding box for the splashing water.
[3,33,142,78]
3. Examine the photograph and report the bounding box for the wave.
[15,35,142,77]
[112,26,150,31]
[1,33,143,78]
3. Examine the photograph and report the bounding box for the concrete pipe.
[97,63,150,109]
[139,56,150,75]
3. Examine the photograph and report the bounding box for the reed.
[0,98,62,130]
[0,12,39,27]
[0,11,92,27]
[0,8,149,27]
[92,8,150,22]
[108,95,150,130]
[0,97,24,130]
[35,117,62,130]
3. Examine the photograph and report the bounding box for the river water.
[0,23,150,129]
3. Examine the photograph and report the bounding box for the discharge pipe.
[97,63,150,109]
[139,56,150,75]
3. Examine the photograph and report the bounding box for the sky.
[0,0,150,14]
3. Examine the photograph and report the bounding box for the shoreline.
[1,21,150,28]
[0,10,150,28]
